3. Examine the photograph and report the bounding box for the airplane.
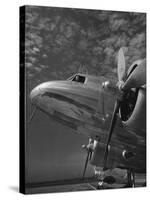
[29,48,146,189]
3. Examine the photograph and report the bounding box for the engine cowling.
[90,141,124,168]
[90,140,145,171]
[120,86,146,136]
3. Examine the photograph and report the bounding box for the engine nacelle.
[90,141,124,169]
[120,87,146,136]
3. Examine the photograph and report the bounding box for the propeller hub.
[102,81,123,100]
[116,81,124,91]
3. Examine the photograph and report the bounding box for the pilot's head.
[75,75,79,82]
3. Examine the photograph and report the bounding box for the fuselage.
[30,74,116,134]
[30,73,146,172]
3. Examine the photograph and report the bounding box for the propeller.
[82,139,93,179]
[103,100,120,170]
[122,59,146,91]
[102,47,146,170]
[82,149,91,179]
[117,48,126,82]
[103,48,126,170]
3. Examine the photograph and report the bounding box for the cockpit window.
[72,75,85,83]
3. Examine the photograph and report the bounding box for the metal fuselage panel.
[30,76,146,171]
[30,79,115,131]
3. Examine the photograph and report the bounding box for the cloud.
[24,6,146,87]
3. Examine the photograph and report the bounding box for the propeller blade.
[28,106,37,123]
[82,150,90,179]
[117,48,126,82]
[103,100,120,170]
[89,150,92,160]
[122,59,146,91]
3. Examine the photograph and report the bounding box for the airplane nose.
[30,82,50,104]
[30,86,41,105]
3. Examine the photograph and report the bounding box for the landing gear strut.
[125,169,135,188]
[97,181,104,189]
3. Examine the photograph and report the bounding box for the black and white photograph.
[20,5,146,194]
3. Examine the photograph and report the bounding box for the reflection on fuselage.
[30,75,115,137]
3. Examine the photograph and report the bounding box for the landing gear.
[97,181,104,189]
[97,175,116,189]
[124,169,135,188]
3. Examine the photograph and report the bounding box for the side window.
[72,75,85,83]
